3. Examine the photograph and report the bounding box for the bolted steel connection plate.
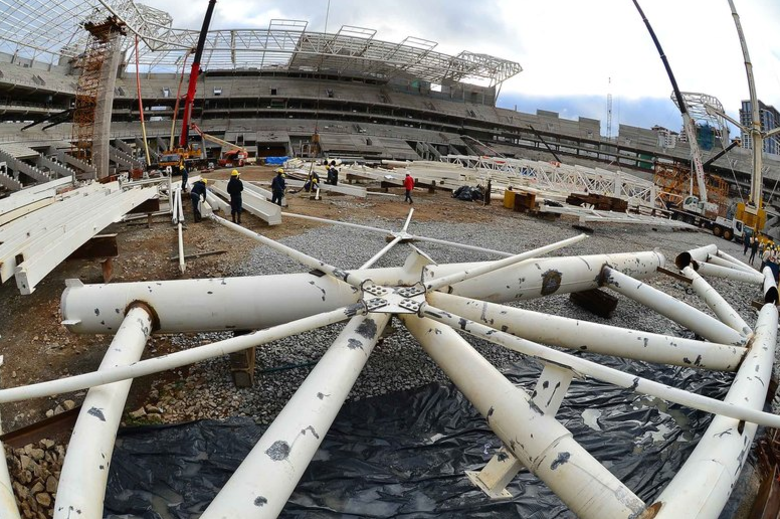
[362,282,426,314]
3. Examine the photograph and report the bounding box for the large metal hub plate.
[362,282,426,314]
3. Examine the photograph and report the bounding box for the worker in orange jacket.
[404,173,414,204]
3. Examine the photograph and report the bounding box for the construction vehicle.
[632,0,751,242]
[159,0,217,166]
[189,122,249,167]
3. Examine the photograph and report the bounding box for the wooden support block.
[101,258,113,283]
[428,180,436,194]
[68,234,119,260]
[512,192,536,213]
[569,288,618,319]
[229,330,256,388]
[127,198,161,214]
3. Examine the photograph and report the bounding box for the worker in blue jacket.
[190,178,208,222]
[227,169,243,224]
[271,168,286,206]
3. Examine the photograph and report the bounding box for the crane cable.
[135,34,151,167]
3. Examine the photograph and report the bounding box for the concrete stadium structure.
[0,0,777,200]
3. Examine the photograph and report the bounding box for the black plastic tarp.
[105,354,734,518]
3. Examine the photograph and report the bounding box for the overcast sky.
[142,0,780,135]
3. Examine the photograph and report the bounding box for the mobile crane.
[160,0,217,167]
[631,0,755,241]
[190,122,249,167]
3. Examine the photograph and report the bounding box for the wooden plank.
[657,266,693,285]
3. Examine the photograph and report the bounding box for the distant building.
[652,125,679,148]
[740,100,780,155]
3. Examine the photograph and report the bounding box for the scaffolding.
[71,16,126,165]
[654,162,731,216]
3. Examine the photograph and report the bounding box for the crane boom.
[727,0,762,211]
[178,0,217,149]
[631,0,710,207]
[190,123,247,153]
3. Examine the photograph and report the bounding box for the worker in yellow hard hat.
[271,168,286,206]
[227,169,244,224]
[190,177,208,222]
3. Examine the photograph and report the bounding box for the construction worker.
[179,160,189,192]
[271,168,286,206]
[303,171,320,193]
[404,173,415,204]
[327,160,339,186]
[190,178,208,222]
[227,169,243,224]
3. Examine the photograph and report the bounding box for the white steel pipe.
[763,267,778,304]
[682,267,751,336]
[202,313,390,518]
[0,358,21,519]
[693,261,764,285]
[445,251,665,302]
[171,187,180,225]
[0,304,362,404]
[419,305,780,428]
[602,268,746,346]
[675,244,718,269]
[54,305,152,519]
[61,273,362,335]
[177,222,185,273]
[402,207,414,231]
[360,236,402,269]
[0,440,18,519]
[714,250,756,273]
[61,252,664,334]
[707,254,755,273]
[402,315,645,519]
[425,234,587,291]
[281,212,391,235]
[211,214,366,288]
[409,234,512,257]
[177,187,184,223]
[649,304,779,519]
[428,293,745,371]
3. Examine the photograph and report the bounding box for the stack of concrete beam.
[0,181,156,295]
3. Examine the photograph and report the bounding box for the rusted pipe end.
[597,264,612,287]
[675,251,693,270]
[126,300,161,332]
[765,286,779,306]
[637,502,663,519]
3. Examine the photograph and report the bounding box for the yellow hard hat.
[231,169,239,176]
[202,178,208,185]
[276,168,284,174]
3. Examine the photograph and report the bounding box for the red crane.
[178,0,217,150]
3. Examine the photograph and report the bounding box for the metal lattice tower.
[71,16,126,166]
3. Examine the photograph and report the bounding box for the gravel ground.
[142,213,768,428]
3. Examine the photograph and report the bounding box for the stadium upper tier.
[0,0,522,87]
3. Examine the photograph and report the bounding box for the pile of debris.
[5,439,65,518]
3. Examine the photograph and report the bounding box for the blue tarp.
[264,156,289,165]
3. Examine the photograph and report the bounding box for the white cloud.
[139,0,780,125]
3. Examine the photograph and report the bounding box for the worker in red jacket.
[404,173,414,204]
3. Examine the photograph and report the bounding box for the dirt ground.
[0,165,499,431]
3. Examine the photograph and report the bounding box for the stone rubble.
[5,439,65,519]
